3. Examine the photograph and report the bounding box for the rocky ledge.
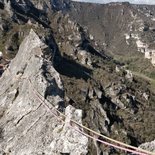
[0,30,88,155]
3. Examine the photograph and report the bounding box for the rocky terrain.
[0,28,88,155]
[0,0,155,154]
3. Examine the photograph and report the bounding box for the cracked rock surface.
[139,140,155,152]
[0,29,88,155]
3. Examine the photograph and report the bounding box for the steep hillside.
[65,1,155,81]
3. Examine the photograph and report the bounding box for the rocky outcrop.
[139,140,155,152]
[50,0,70,11]
[0,1,155,154]
[51,105,88,155]
[0,29,88,155]
[124,26,155,66]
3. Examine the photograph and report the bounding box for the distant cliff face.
[66,2,155,73]
[0,0,155,155]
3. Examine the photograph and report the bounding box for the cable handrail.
[28,78,155,155]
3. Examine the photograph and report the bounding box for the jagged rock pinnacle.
[0,30,88,155]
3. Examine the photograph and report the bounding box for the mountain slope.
[65,1,155,80]
[0,0,155,154]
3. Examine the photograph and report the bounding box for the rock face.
[139,140,155,152]
[51,105,88,155]
[0,29,88,155]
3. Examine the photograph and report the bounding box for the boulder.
[51,105,88,155]
[151,52,155,66]
[94,88,103,99]
[77,50,92,66]
[125,70,133,81]
[139,140,155,153]
[0,51,2,58]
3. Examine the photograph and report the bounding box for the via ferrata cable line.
[28,78,155,155]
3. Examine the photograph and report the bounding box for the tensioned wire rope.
[28,78,155,155]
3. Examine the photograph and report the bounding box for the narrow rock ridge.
[0,29,88,155]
